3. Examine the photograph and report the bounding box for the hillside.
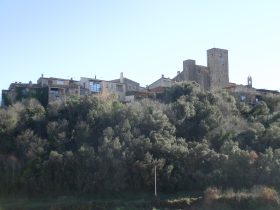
[1,82,280,197]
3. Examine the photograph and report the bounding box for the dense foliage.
[1,82,280,194]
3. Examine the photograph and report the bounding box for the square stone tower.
[182,59,196,81]
[207,48,229,90]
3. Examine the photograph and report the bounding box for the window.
[50,88,60,100]
[241,96,246,101]
[116,84,124,92]
[89,82,101,93]
[21,89,28,97]
[57,80,64,85]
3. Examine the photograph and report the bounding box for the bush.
[220,186,280,209]
[256,186,279,204]
[204,187,220,203]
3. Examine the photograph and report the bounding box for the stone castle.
[147,48,278,103]
[174,48,229,91]
[148,48,229,92]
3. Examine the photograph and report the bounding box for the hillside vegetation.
[1,82,280,195]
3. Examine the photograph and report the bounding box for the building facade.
[110,72,140,93]
[80,77,126,101]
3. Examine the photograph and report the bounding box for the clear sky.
[1,0,280,98]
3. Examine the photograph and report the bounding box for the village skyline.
[1,1,280,96]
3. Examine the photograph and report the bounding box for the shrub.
[258,186,279,204]
[204,187,220,203]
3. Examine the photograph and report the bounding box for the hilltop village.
[1,48,278,106]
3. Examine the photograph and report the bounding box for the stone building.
[148,74,174,93]
[2,77,81,106]
[110,72,147,102]
[173,48,229,91]
[80,77,126,101]
[224,82,258,103]
[224,76,280,103]
[110,72,140,93]
[105,81,126,101]
[37,76,80,103]
[2,81,48,106]
[80,77,104,95]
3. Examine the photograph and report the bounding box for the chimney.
[177,71,180,75]
[40,74,44,87]
[120,72,124,83]
[162,74,164,78]
[95,75,96,79]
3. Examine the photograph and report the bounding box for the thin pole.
[154,165,157,197]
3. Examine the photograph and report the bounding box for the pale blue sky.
[1,0,280,97]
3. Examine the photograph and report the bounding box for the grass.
[0,193,153,210]
[0,187,280,210]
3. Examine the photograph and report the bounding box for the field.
[1,187,280,210]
